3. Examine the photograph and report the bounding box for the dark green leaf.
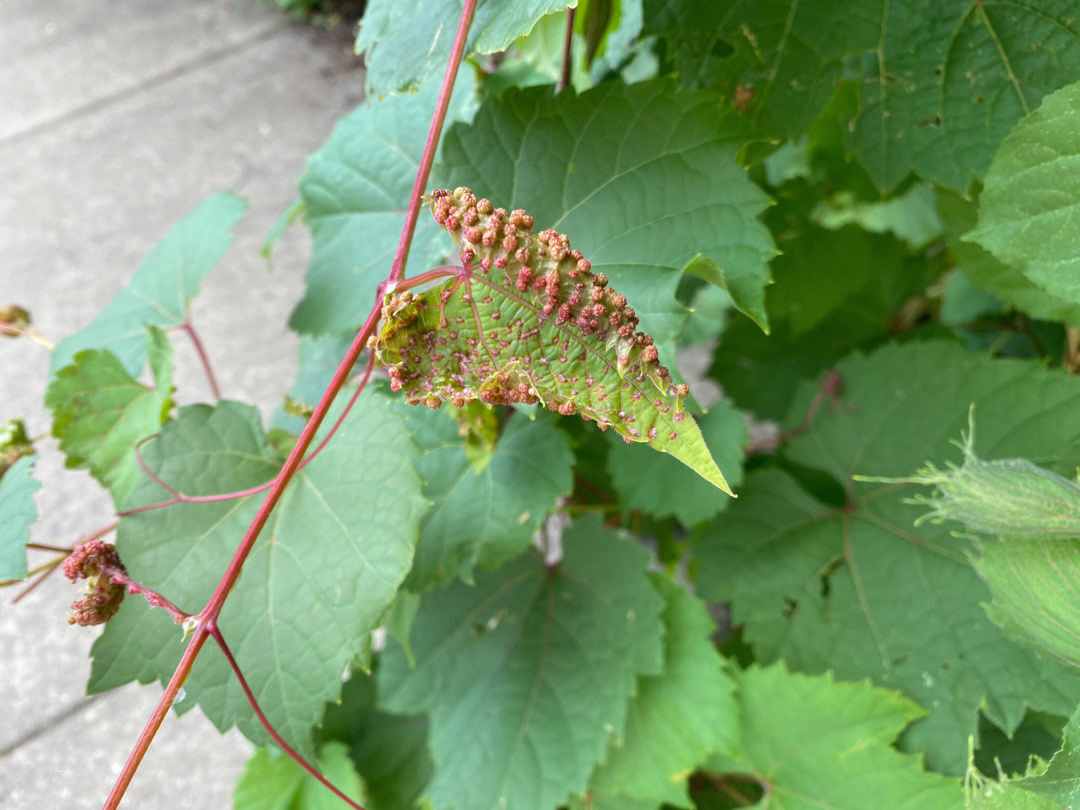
[0,456,40,580]
[88,391,425,757]
[589,575,738,807]
[356,0,574,96]
[694,341,1080,773]
[51,192,245,374]
[438,80,776,342]
[233,742,364,810]
[45,328,172,506]
[378,516,665,810]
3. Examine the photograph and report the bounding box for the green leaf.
[437,80,776,342]
[968,775,1063,810]
[400,406,573,589]
[974,537,1080,671]
[645,0,1080,193]
[289,81,474,335]
[88,391,426,757]
[233,742,365,810]
[607,400,746,526]
[375,187,735,494]
[694,341,1080,774]
[377,516,665,810]
[715,664,963,810]
[356,0,574,96]
[270,333,354,433]
[1016,703,1080,806]
[45,328,173,507]
[968,80,1080,309]
[0,456,41,580]
[938,188,1080,329]
[589,575,738,807]
[51,192,246,375]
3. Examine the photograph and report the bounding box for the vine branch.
[101,2,479,805]
[178,319,221,399]
[558,6,576,93]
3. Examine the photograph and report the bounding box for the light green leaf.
[589,575,738,807]
[51,192,246,375]
[438,80,776,343]
[1016,703,1080,806]
[938,188,1080,329]
[715,664,963,810]
[0,456,41,580]
[968,775,1063,810]
[400,406,573,589]
[607,399,746,526]
[813,184,944,250]
[45,328,173,507]
[694,341,1080,774]
[88,390,426,757]
[356,0,575,96]
[378,516,665,810]
[233,742,364,810]
[289,80,474,335]
[968,80,1080,309]
[376,187,734,494]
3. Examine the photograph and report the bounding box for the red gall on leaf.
[374,187,734,495]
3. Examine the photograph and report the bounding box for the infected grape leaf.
[374,186,733,493]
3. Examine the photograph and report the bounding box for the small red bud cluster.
[63,540,126,626]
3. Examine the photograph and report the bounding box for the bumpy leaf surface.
[375,186,732,492]
[234,742,365,810]
[645,0,1080,193]
[289,81,473,335]
[50,192,245,374]
[399,404,573,589]
[88,392,425,757]
[694,341,1080,774]
[45,328,172,507]
[377,517,665,810]
[968,80,1080,308]
[437,80,776,343]
[588,575,738,807]
[713,664,963,810]
[356,0,574,96]
[0,456,40,580]
[607,399,746,526]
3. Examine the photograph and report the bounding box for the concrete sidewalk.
[0,2,363,806]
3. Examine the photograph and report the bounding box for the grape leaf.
[969,778,1063,810]
[974,537,1080,671]
[644,0,1080,193]
[375,187,733,493]
[967,80,1080,309]
[694,341,1080,774]
[288,81,473,335]
[356,0,574,96]
[1016,703,1080,807]
[938,188,1080,329]
[233,742,365,810]
[45,328,172,507]
[398,405,573,589]
[606,399,746,527]
[712,664,963,810]
[270,333,355,433]
[88,391,425,757]
[0,456,41,580]
[51,192,246,375]
[377,516,665,810]
[588,575,738,807]
[437,80,776,343]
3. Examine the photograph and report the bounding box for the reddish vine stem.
[388,0,478,283]
[178,320,221,399]
[118,353,379,517]
[558,6,576,92]
[104,566,190,623]
[27,542,75,554]
[11,557,65,603]
[211,627,365,810]
[102,2,478,803]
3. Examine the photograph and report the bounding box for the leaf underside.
[0,456,41,581]
[375,186,733,493]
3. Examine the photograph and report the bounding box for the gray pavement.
[0,2,364,806]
